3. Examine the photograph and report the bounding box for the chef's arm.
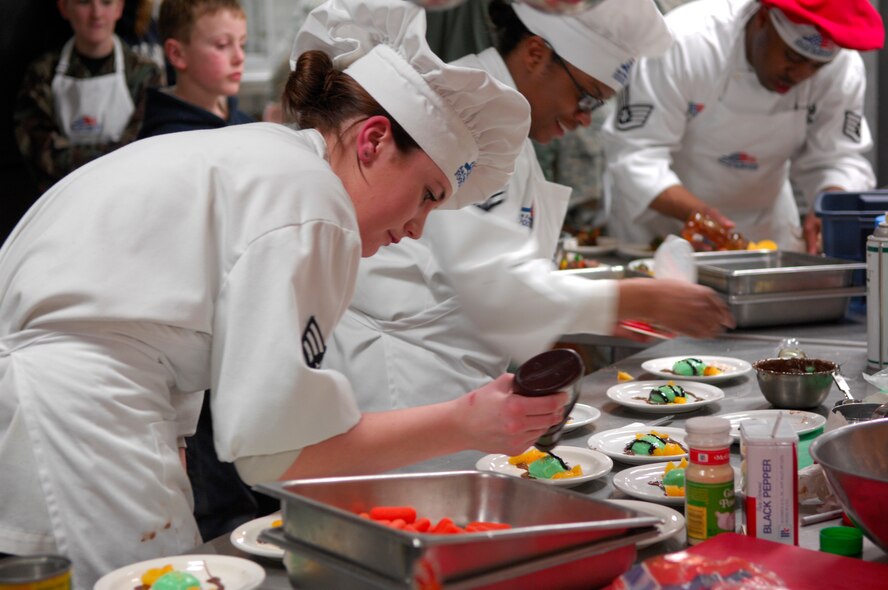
[649,184,735,230]
[233,375,568,483]
[616,277,735,337]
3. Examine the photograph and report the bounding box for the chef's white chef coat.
[602,0,875,251]
[326,48,618,412]
[0,123,362,588]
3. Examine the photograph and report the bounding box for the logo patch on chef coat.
[519,205,533,229]
[718,152,759,171]
[614,87,653,131]
[843,111,862,143]
[71,115,102,136]
[687,102,705,118]
[302,316,326,369]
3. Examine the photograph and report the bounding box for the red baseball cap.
[761,0,884,51]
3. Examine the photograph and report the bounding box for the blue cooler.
[814,191,888,315]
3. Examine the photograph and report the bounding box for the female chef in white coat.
[0,0,551,586]
[602,0,882,252]
[326,0,735,412]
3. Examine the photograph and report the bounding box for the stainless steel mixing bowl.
[752,358,836,409]
[809,420,888,553]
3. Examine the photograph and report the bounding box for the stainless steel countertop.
[188,319,887,587]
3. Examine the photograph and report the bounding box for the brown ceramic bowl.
[752,357,836,409]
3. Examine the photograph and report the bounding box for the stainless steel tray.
[261,526,646,589]
[557,265,626,280]
[725,286,865,327]
[695,251,864,295]
[256,471,658,584]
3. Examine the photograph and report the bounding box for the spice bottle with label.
[685,416,736,545]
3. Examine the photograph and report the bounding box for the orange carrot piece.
[413,518,431,532]
[369,506,417,524]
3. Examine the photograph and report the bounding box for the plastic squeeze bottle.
[685,416,736,545]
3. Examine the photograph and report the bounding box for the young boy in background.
[138,0,252,138]
[14,0,162,193]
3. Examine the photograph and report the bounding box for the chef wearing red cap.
[602,0,884,253]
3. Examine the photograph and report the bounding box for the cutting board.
[687,533,888,586]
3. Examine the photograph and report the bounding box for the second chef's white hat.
[513,0,672,92]
[292,0,530,208]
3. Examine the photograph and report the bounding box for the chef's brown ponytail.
[283,50,419,152]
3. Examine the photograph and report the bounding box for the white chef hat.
[513,0,672,92]
[768,7,839,62]
[291,0,530,209]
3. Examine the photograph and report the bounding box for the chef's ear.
[56,0,70,20]
[356,115,392,165]
[522,35,550,73]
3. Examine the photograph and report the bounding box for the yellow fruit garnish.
[271,519,282,528]
[551,464,584,479]
[673,397,687,404]
[665,485,685,497]
[617,371,634,382]
[508,448,547,465]
[654,442,685,456]
[703,365,723,376]
[141,565,174,587]
[747,240,778,251]
[663,458,688,474]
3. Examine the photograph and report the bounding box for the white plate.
[94,555,265,590]
[718,409,827,442]
[230,513,284,559]
[564,235,617,256]
[563,403,601,433]
[618,243,656,259]
[475,446,613,487]
[607,499,686,548]
[606,380,725,414]
[641,356,753,383]
[587,426,688,465]
[612,462,687,507]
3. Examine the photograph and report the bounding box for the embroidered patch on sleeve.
[302,316,326,369]
[843,111,862,142]
[615,87,653,131]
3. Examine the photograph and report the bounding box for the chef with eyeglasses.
[602,0,883,253]
[326,0,734,413]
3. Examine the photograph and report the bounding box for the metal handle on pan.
[260,525,659,589]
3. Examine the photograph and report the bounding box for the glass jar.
[685,416,735,545]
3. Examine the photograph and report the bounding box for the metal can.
[866,219,888,371]
[0,556,71,590]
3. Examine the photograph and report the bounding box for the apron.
[0,326,203,589]
[51,35,134,145]
[645,35,808,251]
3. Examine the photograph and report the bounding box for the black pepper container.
[513,348,585,451]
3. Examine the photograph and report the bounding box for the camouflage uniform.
[533,100,614,230]
[13,43,162,194]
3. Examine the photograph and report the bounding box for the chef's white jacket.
[602,0,875,250]
[326,48,618,412]
[0,124,362,587]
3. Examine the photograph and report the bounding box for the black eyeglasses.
[548,45,606,114]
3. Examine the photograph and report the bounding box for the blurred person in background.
[14,0,162,194]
